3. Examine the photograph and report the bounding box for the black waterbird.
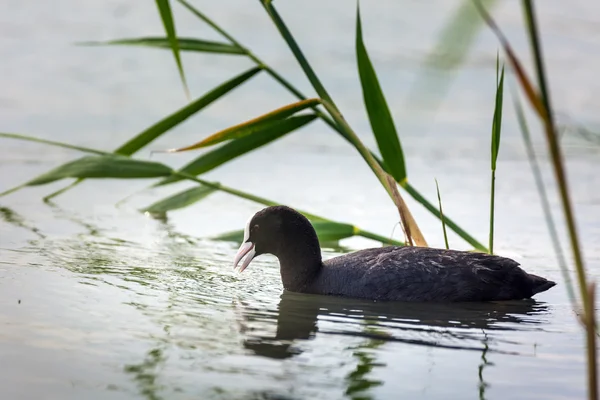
[233,206,556,302]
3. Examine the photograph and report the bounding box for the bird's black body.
[313,246,554,302]
[235,206,556,302]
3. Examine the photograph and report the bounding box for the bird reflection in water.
[234,291,550,399]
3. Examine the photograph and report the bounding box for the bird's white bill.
[233,241,255,273]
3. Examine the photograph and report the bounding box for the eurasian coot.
[233,206,556,302]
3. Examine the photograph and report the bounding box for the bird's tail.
[529,273,557,295]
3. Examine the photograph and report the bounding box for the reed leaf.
[82,37,244,55]
[0,134,112,198]
[312,221,357,243]
[117,67,262,156]
[156,114,317,187]
[26,155,173,186]
[212,229,245,242]
[489,59,505,254]
[356,230,404,247]
[141,185,216,214]
[491,62,505,171]
[155,0,189,98]
[163,98,320,152]
[356,5,406,183]
[435,179,449,250]
[0,132,108,156]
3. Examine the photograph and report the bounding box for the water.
[1,0,599,399]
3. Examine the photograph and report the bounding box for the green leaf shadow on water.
[344,325,387,400]
[124,348,167,400]
[0,206,45,238]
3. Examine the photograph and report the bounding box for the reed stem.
[489,170,496,254]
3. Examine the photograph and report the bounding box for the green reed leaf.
[435,179,450,249]
[356,5,406,183]
[212,229,245,242]
[312,221,357,243]
[491,63,505,170]
[117,67,261,156]
[141,185,216,214]
[0,132,108,155]
[403,181,487,252]
[82,37,244,55]
[156,114,317,186]
[154,0,189,98]
[0,134,112,197]
[214,221,355,244]
[26,155,172,186]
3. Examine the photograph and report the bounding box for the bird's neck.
[276,239,323,292]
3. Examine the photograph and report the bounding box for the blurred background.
[0,1,599,399]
